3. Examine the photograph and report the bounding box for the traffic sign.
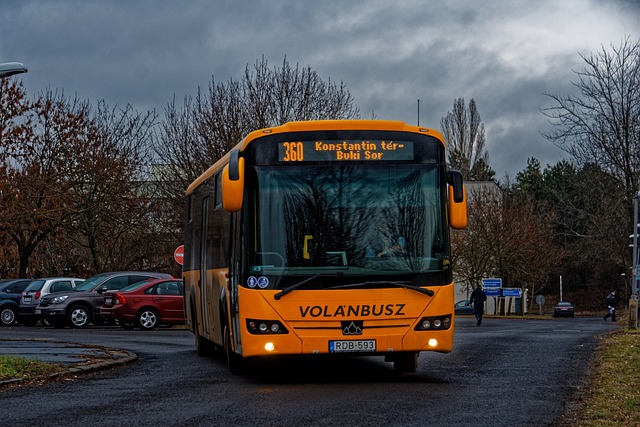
[502,288,522,298]
[482,278,502,288]
[174,245,184,265]
[485,288,501,297]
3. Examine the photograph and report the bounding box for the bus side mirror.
[447,170,467,229]
[222,149,245,212]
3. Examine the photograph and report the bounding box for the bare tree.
[542,37,640,211]
[0,78,33,277]
[451,183,557,311]
[440,98,494,181]
[64,101,158,273]
[153,56,361,224]
[0,86,91,277]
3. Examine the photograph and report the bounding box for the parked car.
[36,271,172,328]
[0,279,34,326]
[19,277,85,326]
[101,278,185,330]
[553,301,575,318]
[454,300,474,315]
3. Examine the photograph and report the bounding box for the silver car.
[19,277,85,326]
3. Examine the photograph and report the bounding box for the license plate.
[329,340,376,353]
[35,309,41,315]
[24,296,32,302]
[105,297,112,305]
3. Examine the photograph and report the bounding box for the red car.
[100,278,184,330]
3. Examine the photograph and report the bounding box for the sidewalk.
[0,338,137,386]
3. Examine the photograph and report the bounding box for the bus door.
[229,211,242,353]
[200,195,211,335]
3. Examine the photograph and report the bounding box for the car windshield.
[24,280,44,292]
[557,302,572,307]
[73,273,112,291]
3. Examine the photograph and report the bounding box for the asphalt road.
[0,317,615,426]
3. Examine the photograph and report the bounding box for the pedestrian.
[603,290,617,322]
[470,284,487,326]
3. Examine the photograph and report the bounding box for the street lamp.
[0,62,28,78]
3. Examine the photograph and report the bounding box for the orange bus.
[183,120,467,373]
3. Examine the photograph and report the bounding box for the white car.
[19,277,85,326]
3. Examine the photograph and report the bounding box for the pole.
[633,191,638,297]
[630,191,639,329]
[559,275,563,302]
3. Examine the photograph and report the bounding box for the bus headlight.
[415,315,452,331]
[247,319,289,335]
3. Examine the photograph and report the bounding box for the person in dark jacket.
[470,284,487,326]
[603,290,617,322]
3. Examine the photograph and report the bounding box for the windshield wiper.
[328,281,435,297]
[274,274,322,300]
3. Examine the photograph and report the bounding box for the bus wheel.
[195,332,214,357]
[193,308,213,356]
[394,352,418,373]
[224,324,244,375]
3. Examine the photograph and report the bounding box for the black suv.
[37,271,172,328]
[0,279,34,326]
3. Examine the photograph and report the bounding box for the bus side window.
[215,172,222,209]
[187,193,193,223]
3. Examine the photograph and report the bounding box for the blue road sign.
[501,288,522,298]
[482,278,502,288]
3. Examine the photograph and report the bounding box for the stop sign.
[173,245,184,265]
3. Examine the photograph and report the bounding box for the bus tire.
[195,333,214,357]
[193,306,213,357]
[224,324,244,375]
[394,352,418,373]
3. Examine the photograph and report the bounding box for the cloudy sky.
[2,0,639,178]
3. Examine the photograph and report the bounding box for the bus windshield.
[246,163,450,285]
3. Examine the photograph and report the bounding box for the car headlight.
[50,295,69,304]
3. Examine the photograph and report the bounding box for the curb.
[0,339,138,387]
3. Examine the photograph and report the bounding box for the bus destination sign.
[278,140,414,162]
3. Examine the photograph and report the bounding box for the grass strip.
[0,355,67,382]
[574,329,640,426]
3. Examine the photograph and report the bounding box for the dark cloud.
[1,0,638,177]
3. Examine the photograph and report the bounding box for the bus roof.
[185,120,443,195]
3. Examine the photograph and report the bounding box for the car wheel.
[1,306,17,326]
[136,308,159,330]
[68,305,91,328]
